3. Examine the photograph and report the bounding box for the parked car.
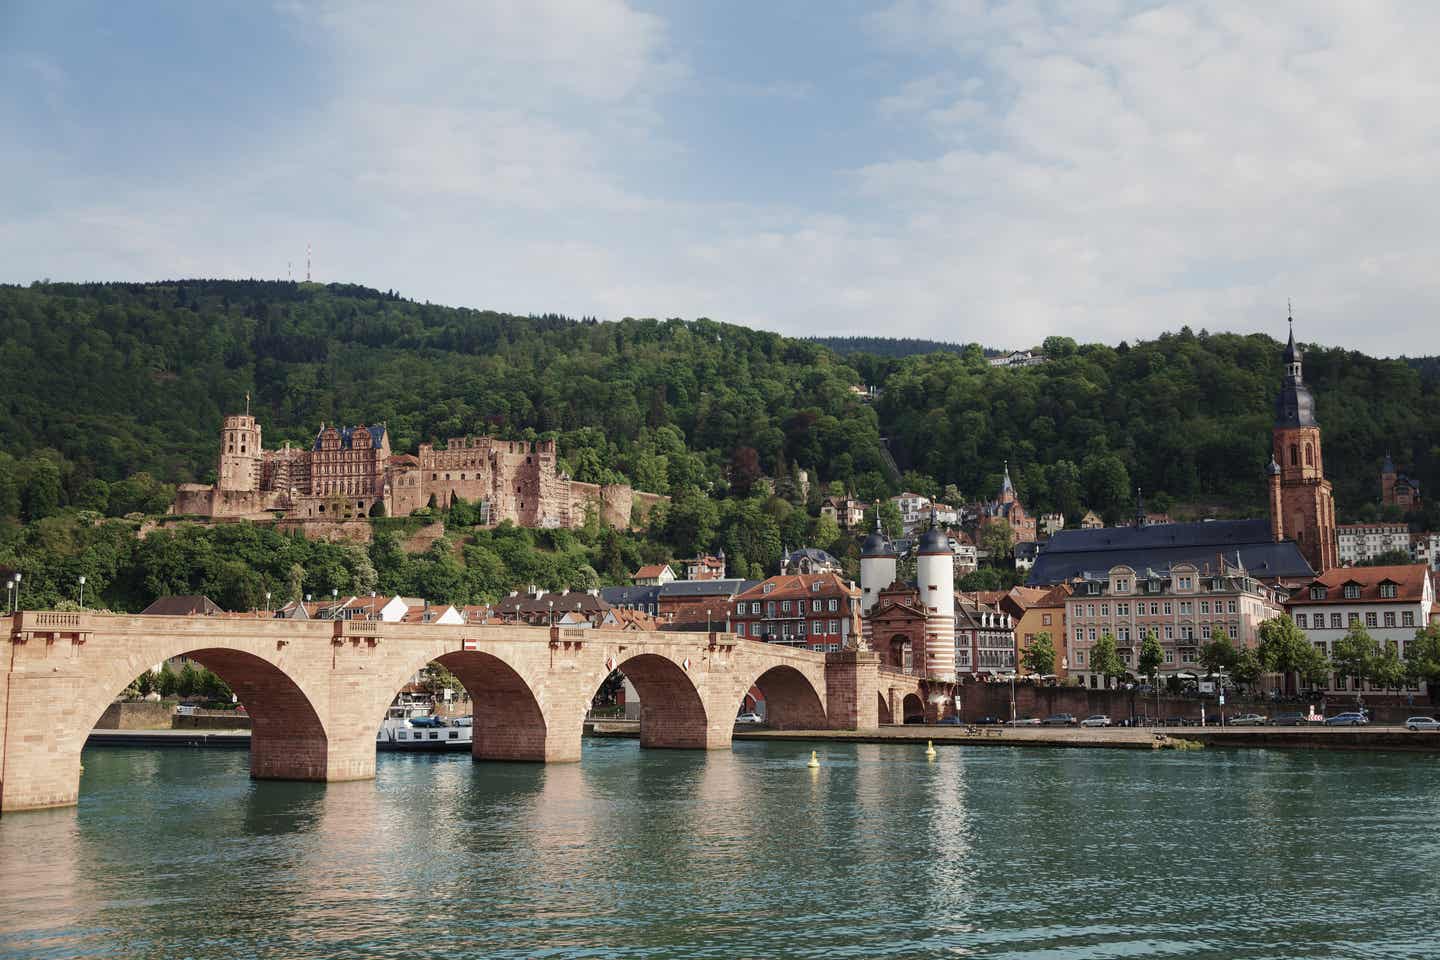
[1270,712,1309,726]
[1080,715,1112,728]
[973,715,1002,725]
[408,716,448,728]
[450,716,473,727]
[173,704,198,716]
[735,712,763,725]
[1405,716,1440,731]
[1325,712,1369,726]
[937,716,963,725]
[1228,714,1267,726]
[1012,717,1041,726]
[1163,716,1189,727]
[1041,714,1077,726]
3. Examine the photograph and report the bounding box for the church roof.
[1276,323,1318,428]
[1025,519,1315,585]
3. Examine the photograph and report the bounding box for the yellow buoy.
[807,750,820,768]
[925,739,937,759]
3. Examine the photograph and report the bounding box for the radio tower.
[306,243,312,282]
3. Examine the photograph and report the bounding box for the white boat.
[375,703,473,752]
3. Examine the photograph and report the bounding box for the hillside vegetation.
[1,280,1438,611]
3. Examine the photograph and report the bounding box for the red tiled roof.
[735,572,857,603]
[633,564,670,579]
[1288,564,1430,604]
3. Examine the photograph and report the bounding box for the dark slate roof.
[1015,541,1040,560]
[1275,330,1317,428]
[785,547,839,566]
[1025,519,1315,585]
[141,595,225,616]
[658,579,758,599]
[599,585,661,607]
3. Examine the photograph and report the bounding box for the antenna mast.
[306,244,312,283]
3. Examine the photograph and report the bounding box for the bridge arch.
[902,692,925,724]
[613,653,712,749]
[877,691,893,725]
[369,643,564,763]
[744,664,827,730]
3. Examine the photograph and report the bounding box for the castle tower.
[217,412,262,493]
[1381,452,1397,505]
[1269,317,1337,572]
[859,504,897,616]
[915,507,956,681]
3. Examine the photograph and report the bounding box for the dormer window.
[812,582,822,592]
[763,584,774,594]
[1343,583,1361,600]
[1310,585,1327,601]
[1379,582,1398,599]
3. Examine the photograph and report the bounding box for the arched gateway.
[0,612,909,813]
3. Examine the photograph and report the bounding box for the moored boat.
[376,703,473,752]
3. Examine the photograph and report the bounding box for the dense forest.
[807,336,972,359]
[2,279,1438,612]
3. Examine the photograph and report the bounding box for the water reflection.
[3,743,1440,959]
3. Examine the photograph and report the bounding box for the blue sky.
[3,1,1439,354]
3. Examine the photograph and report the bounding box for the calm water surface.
[1,740,1437,959]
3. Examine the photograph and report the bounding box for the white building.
[1336,523,1412,565]
[891,492,932,528]
[1286,564,1433,697]
[1411,532,1440,570]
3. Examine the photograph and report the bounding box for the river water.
[1,740,1437,959]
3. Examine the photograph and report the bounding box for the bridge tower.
[915,507,955,682]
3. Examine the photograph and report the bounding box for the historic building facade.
[1381,454,1422,510]
[1267,321,1338,572]
[729,572,861,652]
[1285,564,1433,697]
[1066,560,1285,689]
[174,413,664,530]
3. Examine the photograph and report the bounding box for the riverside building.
[1066,560,1285,689]
[1285,564,1434,697]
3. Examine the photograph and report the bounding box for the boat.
[375,703,473,752]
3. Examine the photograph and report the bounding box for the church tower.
[1268,316,1337,572]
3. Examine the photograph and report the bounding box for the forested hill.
[806,336,970,358]
[2,279,1438,529]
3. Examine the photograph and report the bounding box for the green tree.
[1022,631,1057,676]
[177,661,201,698]
[1371,644,1406,691]
[979,520,1014,560]
[1257,615,1320,693]
[1089,633,1125,689]
[1138,629,1164,684]
[286,563,305,603]
[1405,624,1440,702]
[1331,622,1381,691]
[1231,646,1263,689]
[1198,630,1238,676]
[156,662,178,698]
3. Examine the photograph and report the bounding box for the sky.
[3,0,1438,354]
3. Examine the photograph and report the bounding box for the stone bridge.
[0,612,923,813]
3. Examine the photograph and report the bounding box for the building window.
[1310,586,1327,600]
[1043,614,1052,626]
[1164,626,1173,640]
[1199,601,1209,615]
[1179,602,1192,615]
[781,601,791,613]
[1380,583,1398,599]
[1366,612,1378,628]
[830,619,839,633]
[1087,628,1097,641]
[1384,612,1396,627]
[1163,602,1173,615]
[1403,612,1415,627]
[1227,600,1237,614]
[1100,604,1109,616]
[736,622,746,636]
[1164,651,1175,664]
[751,602,760,614]
[1076,651,1085,665]
[828,599,838,612]
[1296,613,1308,629]
[1330,613,1341,629]
[1075,628,1084,642]
[1343,584,1361,600]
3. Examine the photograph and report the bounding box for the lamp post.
[707,608,712,633]
[78,575,86,609]
[5,578,13,614]
[265,591,272,615]
[12,572,19,613]
[548,599,554,627]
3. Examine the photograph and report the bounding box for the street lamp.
[12,572,19,613]
[265,591,272,615]
[5,578,13,614]
[78,575,86,609]
[548,599,554,627]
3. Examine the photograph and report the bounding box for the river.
[1,740,1437,959]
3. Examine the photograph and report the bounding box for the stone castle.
[172,413,665,529]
